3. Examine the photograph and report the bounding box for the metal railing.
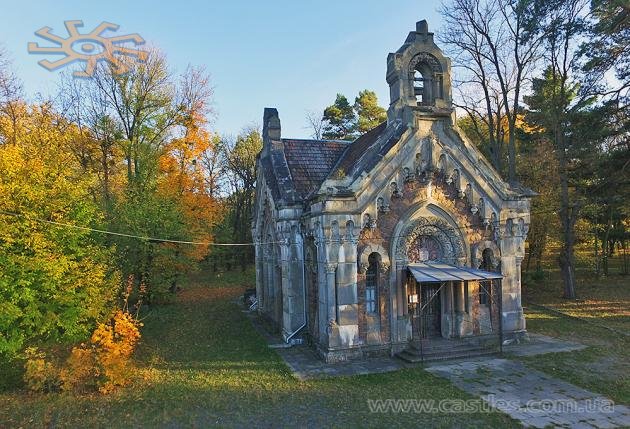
[407,279,503,363]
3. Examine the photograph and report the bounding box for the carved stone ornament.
[358,262,370,274]
[396,216,465,265]
[363,214,377,230]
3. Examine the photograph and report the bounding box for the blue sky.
[0,0,443,138]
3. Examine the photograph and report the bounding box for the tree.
[156,66,222,290]
[0,104,118,355]
[580,0,630,277]
[354,90,387,134]
[223,127,261,240]
[60,51,220,299]
[305,110,325,140]
[517,131,560,273]
[582,0,630,105]
[523,0,592,299]
[320,91,387,140]
[217,126,262,269]
[0,46,23,145]
[440,0,544,181]
[322,94,356,140]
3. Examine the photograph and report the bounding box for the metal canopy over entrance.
[407,262,503,283]
[402,262,505,362]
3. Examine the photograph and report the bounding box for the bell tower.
[386,20,453,124]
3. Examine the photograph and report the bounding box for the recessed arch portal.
[396,216,466,265]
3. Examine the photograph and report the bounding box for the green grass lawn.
[520,249,630,405]
[1,247,627,428]
[0,268,518,428]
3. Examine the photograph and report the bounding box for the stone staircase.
[396,337,499,363]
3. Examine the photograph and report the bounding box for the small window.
[366,253,380,315]
[413,70,425,105]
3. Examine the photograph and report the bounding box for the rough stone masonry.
[252,20,533,363]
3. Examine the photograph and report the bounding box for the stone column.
[498,219,527,339]
[455,282,465,312]
[454,281,465,337]
[394,260,410,343]
[325,262,339,348]
[254,241,263,311]
[440,282,454,338]
[279,237,290,336]
[315,237,328,345]
[335,236,359,348]
[262,245,270,313]
[282,227,306,341]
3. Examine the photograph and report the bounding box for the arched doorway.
[407,235,442,338]
[396,215,466,341]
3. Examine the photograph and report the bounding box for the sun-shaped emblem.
[27,20,148,77]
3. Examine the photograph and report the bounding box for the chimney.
[416,20,429,35]
[262,107,281,145]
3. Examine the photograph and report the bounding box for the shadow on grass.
[0,355,23,392]
[1,268,520,428]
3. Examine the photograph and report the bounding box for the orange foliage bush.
[24,277,143,394]
[59,309,142,393]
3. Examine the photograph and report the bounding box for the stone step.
[403,346,491,358]
[396,348,498,363]
[408,340,496,354]
[410,342,473,351]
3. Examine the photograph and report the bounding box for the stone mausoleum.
[252,20,532,362]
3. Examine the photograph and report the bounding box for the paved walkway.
[276,344,407,380]
[269,332,588,380]
[247,310,628,427]
[503,332,586,357]
[427,358,630,428]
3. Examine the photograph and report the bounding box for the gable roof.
[327,120,407,185]
[258,122,403,206]
[334,122,388,176]
[282,139,349,199]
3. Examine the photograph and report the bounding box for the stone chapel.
[252,20,533,362]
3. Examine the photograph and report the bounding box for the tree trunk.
[594,231,600,279]
[508,131,517,183]
[622,240,629,275]
[602,206,613,276]
[557,129,577,299]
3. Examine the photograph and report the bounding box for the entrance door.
[421,284,441,338]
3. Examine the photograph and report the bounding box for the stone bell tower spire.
[386,20,453,124]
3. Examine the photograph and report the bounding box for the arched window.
[366,252,380,314]
[409,53,444,107]
[413,65,435,106]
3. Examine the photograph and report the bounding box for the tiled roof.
[334,122,387,176]
[282,139,349,198]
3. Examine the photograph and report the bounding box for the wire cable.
[0,210,266,246]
